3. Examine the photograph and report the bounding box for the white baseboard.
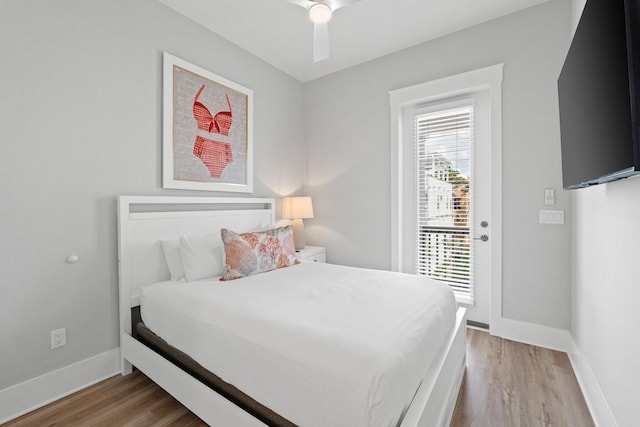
[0,335,618,427]
[490,318,618,427]
[567,338,618,427]
[490,317,571,352]
[0,348,120,424]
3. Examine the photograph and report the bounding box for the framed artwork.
[163,52,253,192]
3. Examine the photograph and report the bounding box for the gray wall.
[0,0,305,390]
[304,0,572,329]
[0,0,587,397]
[571,179,640,427]
[569,1,640,425]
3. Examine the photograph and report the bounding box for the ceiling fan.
[286,0,363,62]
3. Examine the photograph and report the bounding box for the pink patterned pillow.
[220,225,300,281]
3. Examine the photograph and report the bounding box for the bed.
[118,196,467,427]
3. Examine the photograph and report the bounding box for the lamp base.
[292,218,306,250]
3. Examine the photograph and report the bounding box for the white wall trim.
[0,329,615,427]
[490,317,571,352]
[0,348,120,424]
[489,319,619,426]
[567,337,619,427]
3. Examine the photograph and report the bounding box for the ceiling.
[158,0,552,83]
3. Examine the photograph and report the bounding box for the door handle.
[474,234,489,242]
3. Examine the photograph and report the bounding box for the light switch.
[539,210,564,225]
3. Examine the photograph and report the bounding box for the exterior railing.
[417,225,471,292]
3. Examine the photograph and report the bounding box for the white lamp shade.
[282,196,314,219]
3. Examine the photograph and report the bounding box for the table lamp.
[282,196,314,250]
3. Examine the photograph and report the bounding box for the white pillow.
[160,238,184,281]
[179,234,224,282]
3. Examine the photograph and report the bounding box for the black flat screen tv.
[558,0,640,189]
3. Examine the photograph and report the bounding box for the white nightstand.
[296,246,326,263]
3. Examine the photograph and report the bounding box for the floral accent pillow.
[220,225,300,281]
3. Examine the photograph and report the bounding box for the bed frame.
[118,195,467,427]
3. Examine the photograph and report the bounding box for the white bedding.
[140,262,457,427]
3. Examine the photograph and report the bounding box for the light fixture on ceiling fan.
[309,2,332,62]
[287,0,362,63]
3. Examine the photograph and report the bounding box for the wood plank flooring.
[450,328,594,427]
[3,329,594,427]
[3,370,207,427]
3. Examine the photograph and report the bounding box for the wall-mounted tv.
[558,0,640,189]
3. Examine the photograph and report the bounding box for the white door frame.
[389,64,503,330]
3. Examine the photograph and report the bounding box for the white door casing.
[389,64,503,327]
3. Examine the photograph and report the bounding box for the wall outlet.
[51,328,66,349]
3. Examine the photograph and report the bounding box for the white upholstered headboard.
[117,196,275,339]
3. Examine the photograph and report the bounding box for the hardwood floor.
[450,328,594,427]
[3,370,207,427]
[3,329,594,427]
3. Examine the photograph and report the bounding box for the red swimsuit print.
[193,136,233,178]
[193,85,232,136]
[192,85,234,177]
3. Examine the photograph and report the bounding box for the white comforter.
[140,262,456,427]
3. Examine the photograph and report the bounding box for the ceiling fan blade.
[285,0,359,62]
[284,0,315,8]
[285,0,362,12]
[313,22,329,62]
[329,0,363,11]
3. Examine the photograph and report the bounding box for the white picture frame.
[163,52,253,192]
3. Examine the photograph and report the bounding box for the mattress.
[140,262,457,427]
